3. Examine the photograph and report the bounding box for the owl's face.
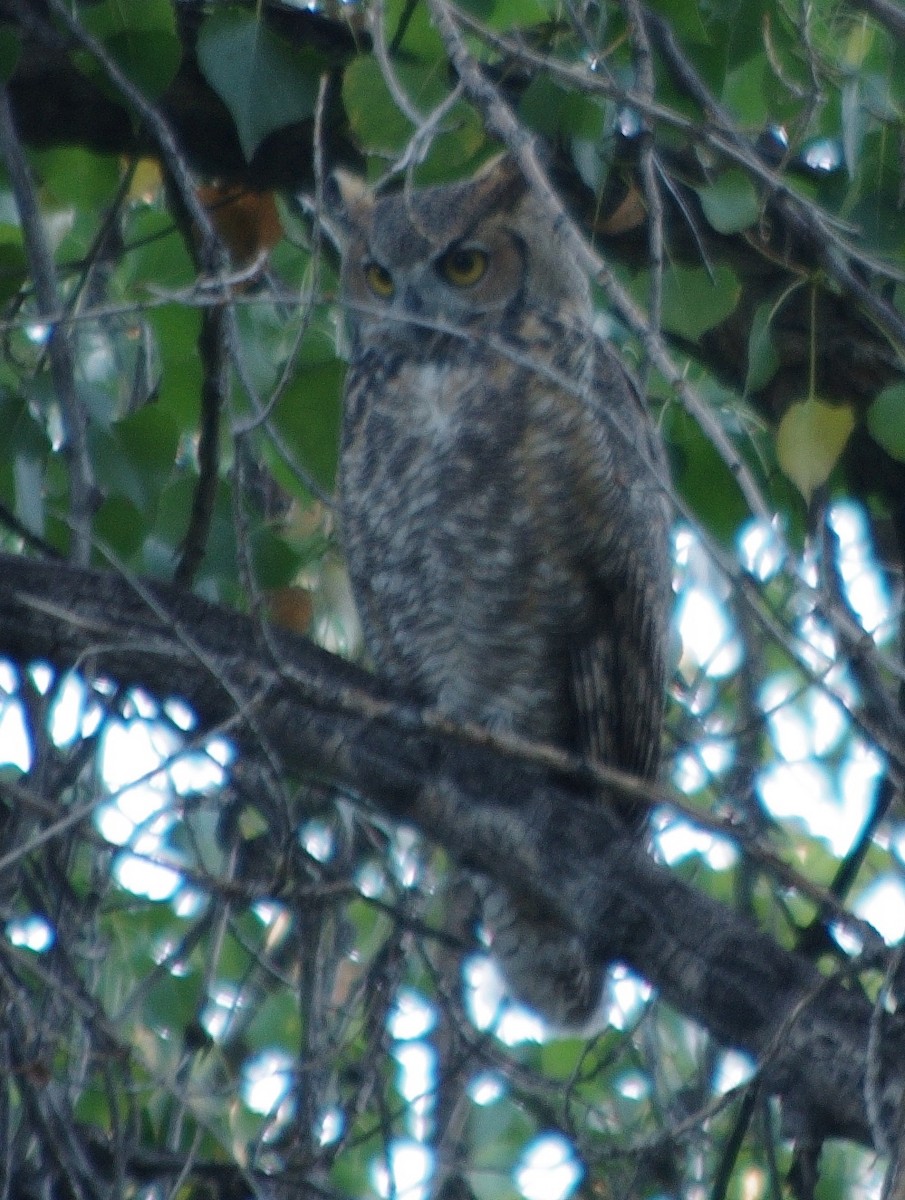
[329,157,590,351]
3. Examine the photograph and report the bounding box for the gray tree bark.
[0,553,901,1151]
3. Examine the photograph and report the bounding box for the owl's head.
[328,156,591,349]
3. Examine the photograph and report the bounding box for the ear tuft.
[329,169,370,207]
[470,153,529,213]
[324,170,375,246]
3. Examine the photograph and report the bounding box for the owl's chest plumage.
[340,336,603,742]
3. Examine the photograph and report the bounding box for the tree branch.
[0,552,901,1150]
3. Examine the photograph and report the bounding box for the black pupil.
[449,250,476,273]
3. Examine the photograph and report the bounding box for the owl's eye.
[364,261,394,298]
[438,245,488,288]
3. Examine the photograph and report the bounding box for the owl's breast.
[340,349,593,743]
[342,352,525,503]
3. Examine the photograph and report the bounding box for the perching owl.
[331,157,672,1028]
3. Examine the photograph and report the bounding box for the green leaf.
[125,210,195,292]
[79,0,176,40]
[232,302,322,395]
[889,40,905,111]
[0,24,21,84]
[344,52,468,170]
[646,0,709,42]
[867,382,905,461]
[144,968,204,1033]
[745,301,780,391]
[252,528,303,589]
[455,0,550,30]
[14,447,44,537]
[109,32,181,99]
[519,76,606,139]
[34,148,122,209]
[270,360,344,497]
[721,53,771,126]
[197,10,319,161]
[237,806,269,840]
[408,107,487,184]
[343,54,404,149]
[724,0,772,66]
[0,223,26,302]
[94,495,146,560]
[4,398,50,536]
[78,0,180,99]
[245,987,300,1048]
[843,16,876,68]
[697,169,760,233]
[144,305,203,433]
[841,78,864,176]
[656,263,741,340]
[538,1037,587,1080]
[665,402,748,542]
[118,406,180,498]
[88,429,146,511]
[776,397,855,502]
[144,474,220,581]
[383,0,445,59]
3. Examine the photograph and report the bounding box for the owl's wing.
[569,344,672,820]
[571,572,668,780]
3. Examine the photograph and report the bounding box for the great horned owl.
[331,157,672,1028]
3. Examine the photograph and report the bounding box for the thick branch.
[0,553,901,1149]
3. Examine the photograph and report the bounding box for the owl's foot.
[478,882,606,1033]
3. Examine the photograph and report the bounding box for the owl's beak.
[399,284,425,317]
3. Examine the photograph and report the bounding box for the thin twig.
[0,88,95,565]
[622,0,664,354]
[174,304,225,586]
[0,499,63,559]
[371,0,425,126]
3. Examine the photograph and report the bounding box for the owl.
[330,157,672,1028]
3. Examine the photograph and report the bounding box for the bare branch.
[0,553,902,1148]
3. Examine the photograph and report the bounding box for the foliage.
[0,0,903,1198]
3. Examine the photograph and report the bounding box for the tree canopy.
[0,1,903,1198]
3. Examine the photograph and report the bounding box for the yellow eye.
[438,246,488,287]
[364,261,394,298]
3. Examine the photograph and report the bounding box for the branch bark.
[0,552,901,1151]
